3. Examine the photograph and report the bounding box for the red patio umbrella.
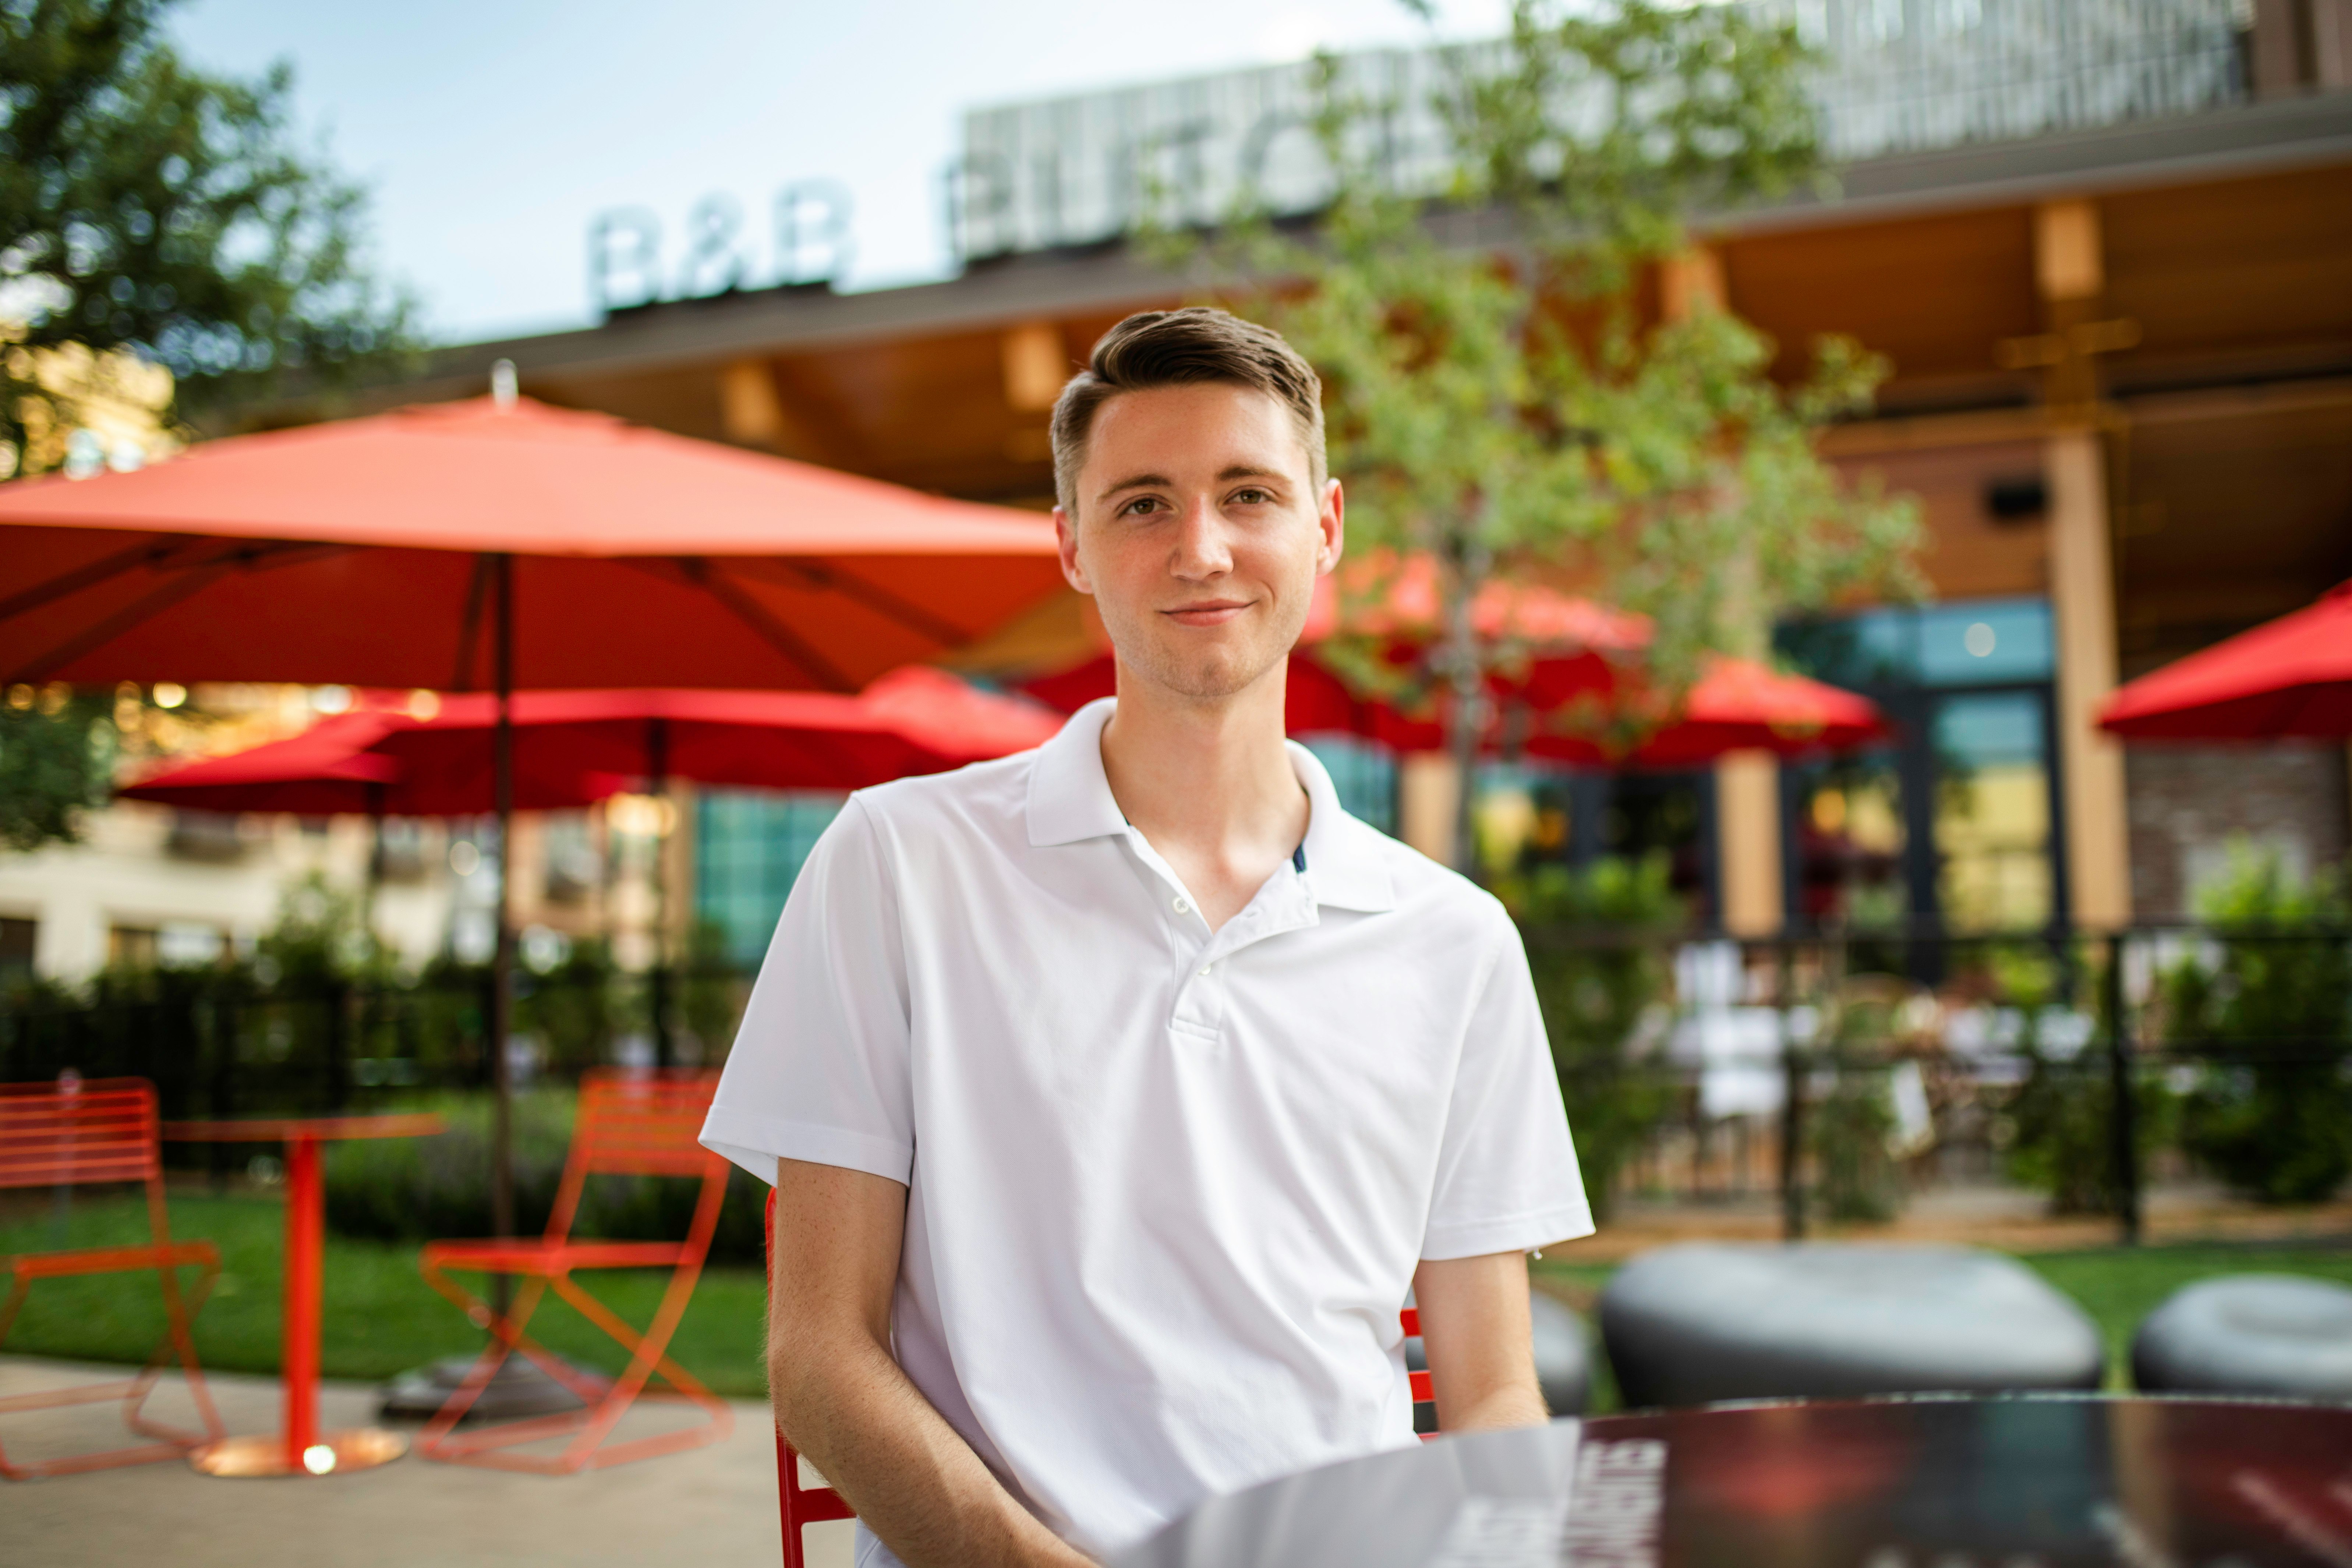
[0,391,1062,1246]
[1024,563,1885,767]
[2099,580,2352,740]
[114,709,621,817]
[122,669,1064,1045]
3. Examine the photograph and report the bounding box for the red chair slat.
[0,1080,163,1190]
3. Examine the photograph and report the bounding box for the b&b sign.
[588,182,853,315]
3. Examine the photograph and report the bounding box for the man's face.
[1054,382,1342,704]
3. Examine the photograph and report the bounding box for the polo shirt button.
[1200,966,1213,977]
[1172,897,1189,914]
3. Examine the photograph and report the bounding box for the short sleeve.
[700,796,915,1187]
[1421,913,1594,1259]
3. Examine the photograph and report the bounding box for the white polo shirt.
[701,698,1590,1564]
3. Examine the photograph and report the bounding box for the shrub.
[324,1086,770,1265]
[1501,853,1683,1221]
[2168,846,2352,1205]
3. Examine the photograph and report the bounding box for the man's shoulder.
[844,746,1038,848]
[1338,812,1518,943]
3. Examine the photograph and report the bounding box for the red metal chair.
[0,1077,225,1479]
[758,1185,1437,1564]
[764,1188,858,1568]
[415,1068,734,1473]
[1403,1305,1439,1439]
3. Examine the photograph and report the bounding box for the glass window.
[694,790,845,967]
[1917,599,2052,687]
[1299,733,1397,837]
[1789,754,1908,929]
[1932,693,2053,931]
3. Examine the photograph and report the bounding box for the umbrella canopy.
[0,391,1064,1250]
[1024,558,1885,766]
[121,671,1065,814]
[115,709,625,816]
[2099,580,2352,740]
[0,394,1062,691]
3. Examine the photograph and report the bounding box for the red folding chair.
[765,1188,858,1568]
[415,1068,734,1473]
[0,1077,225,1479]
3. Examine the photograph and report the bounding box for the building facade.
[21,0,2346,976]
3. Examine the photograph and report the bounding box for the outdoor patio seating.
[0,1077,225,1479]
[1599,1242,2103,1409]
[2131,1274,2352,1400]
[414,1068,734,1473]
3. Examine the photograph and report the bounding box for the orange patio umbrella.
[0,391,1062,1244]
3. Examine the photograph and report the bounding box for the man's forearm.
[772,1312,1092,1567]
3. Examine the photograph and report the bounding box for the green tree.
[1,0,417,471]
[0,684,113,849]
[1165,0,1924,867]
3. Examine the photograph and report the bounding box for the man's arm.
[1411,1250,1549,1432]
[768,1157,1093,1568]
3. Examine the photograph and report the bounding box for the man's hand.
[1411,1250,1549,1432]
[768,1158,1095,1567]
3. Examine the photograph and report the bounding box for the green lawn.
[0,1193,771,1397]
[8,1194,2348,1413]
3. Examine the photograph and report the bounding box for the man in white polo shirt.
[702,307,1591,1567]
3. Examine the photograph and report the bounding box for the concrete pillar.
[1716,750,1784,937]
[1398,754,1462,867]
[2049,429,2132,928]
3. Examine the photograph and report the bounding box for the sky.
[167,0,1511,347]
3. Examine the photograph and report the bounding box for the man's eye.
[1230,488,1273,505]
[1121,497,1162,517]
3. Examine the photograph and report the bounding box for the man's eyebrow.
[1094,472,1172,504]
[1218,465,1287,484]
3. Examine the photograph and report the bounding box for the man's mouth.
[1161,600,1253,627]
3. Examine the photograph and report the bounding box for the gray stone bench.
[2132,1274,2352,1400]
[1599,1243,2104,1409]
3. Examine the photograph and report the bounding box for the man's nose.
[1170,496,1234,580]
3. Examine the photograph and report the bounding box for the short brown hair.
[1050,307,1326,516]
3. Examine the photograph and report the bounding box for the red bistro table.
[162,1113,445,1478]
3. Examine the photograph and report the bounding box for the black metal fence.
[5,920,2346,1242]
[1529,921,2352,1245]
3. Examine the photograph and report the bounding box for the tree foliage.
[1,0,417,470]
[0,685,112,850]
[1159,0,1925,860]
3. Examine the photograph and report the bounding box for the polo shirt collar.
[1027,698,1396,913]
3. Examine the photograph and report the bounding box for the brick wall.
[2125,743,2352,917]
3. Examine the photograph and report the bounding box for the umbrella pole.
[364,782,386,955]
[647,716,673,1070]
[489,554,517,1281]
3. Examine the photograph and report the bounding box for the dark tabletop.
[1108,1395,2352,1568]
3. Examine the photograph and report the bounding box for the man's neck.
[1098,657,1309,931]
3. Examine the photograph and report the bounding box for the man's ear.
[1316,478,1345,576]
[1054,505,1093,595]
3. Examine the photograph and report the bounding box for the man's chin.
[1119,641,1283,704]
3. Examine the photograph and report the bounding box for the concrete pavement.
[2,1355,852,1567]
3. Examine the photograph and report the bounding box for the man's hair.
[1050,307,1326,516]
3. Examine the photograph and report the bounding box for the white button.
[1172,897,1189,914]
[1200,967,1213,977]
